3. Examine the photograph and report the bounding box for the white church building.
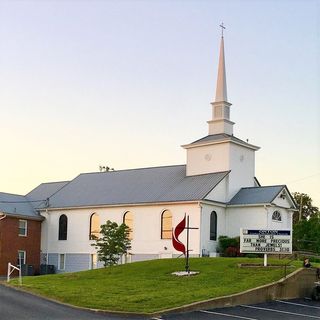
[1,33,297,273]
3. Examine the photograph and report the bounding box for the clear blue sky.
[0,0,319,206]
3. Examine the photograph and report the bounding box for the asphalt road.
[0,284,144,320]
[161,298,320,320]
[1,284,319,320]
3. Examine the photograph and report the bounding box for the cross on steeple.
[219,22,226,37]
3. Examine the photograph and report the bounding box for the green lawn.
[10,257,300,313]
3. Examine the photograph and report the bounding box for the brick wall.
[0,216,41,276]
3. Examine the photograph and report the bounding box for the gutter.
[270,203,298,211]
[0,212,44,221]
[39,200,201,212]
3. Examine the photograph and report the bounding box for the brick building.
[0,192,43,276]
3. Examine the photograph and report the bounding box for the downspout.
[198,202,203,257]
[264,205,269,228]
[40,209,50,265]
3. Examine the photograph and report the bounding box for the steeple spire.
[215,35,228,102]
[207,24,234,136]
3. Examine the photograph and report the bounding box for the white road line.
[199,310,258,320]
[275,300,320,310]
[240,304,320,319]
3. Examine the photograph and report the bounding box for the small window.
[58,214,68,240]
[161,210,172,239]
[210,211,217,241]
[89,213,100,240]
[123,211,133,240]
[272,210,282,222]
[17,250,26,267]
[91,254,97,269]
[18,220,27,236]
[59,254,65,270]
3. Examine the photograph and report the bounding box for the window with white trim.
[123,211,133,240]
[272,210,282,222]
[18,220,27,236]
[58,215,68,240]
[210,211,217,240]
[161,210,172,239]
[89,213,100,240]
[17,250,26,267]
[59,254,65,270]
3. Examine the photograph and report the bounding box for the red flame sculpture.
[172,215,186,255]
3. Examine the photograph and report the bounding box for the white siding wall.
[226,206,268,237]
[200,203,226,254]
[228,144,255,200]
[185,142,256,201]
[205,178,228,203]
[41,202,202,268]
[186,143,230,176]
[226,206,292,238]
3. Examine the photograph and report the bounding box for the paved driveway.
[0,284,144,320]
[1,284,319,320]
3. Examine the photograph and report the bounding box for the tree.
[293,216,320,254]
[92,220,131,267]
[292,192,319,224]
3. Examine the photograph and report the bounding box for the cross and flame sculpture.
[172,214,198,273]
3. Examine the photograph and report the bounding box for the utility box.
[40,264,55,275]
[21,264,34,276]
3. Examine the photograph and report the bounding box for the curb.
[1,267,316,317]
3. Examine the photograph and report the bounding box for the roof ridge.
[77,164,186,177]
[0,191,25,197]
[25,180,70,197]
[240,185,286,190]
[38,180,69,186]
[186,170,230,178]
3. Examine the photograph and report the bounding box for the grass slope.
[10,258,299,313]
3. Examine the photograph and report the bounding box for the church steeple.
[207,23,234,135]
[215,35,227,102]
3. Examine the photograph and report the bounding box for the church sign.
[240,229,292,254]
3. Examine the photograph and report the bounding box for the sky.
[0,0,319,207]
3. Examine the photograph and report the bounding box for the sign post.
[7,263,22,285]
[240,229,292,267]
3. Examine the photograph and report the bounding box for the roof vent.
[279,191,286,199]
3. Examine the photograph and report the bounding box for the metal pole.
[264,253,268,267]
[19,266,22,285]
[186,215,190,273]
[7,263,10,282]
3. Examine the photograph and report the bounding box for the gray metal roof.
[185,134,259,150]
[26,181,69,207]
[0,192,40,218]
[228,185,285,205]
[44,165,229,209]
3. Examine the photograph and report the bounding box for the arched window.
[123,211,133,240]
[89,213,100,240]
[210,211,217,241]
[161,210,172,239]
[272,210,282,222]
[58,214,68,240]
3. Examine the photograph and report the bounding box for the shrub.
[218,235,241,257]
[225,246,240,257]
